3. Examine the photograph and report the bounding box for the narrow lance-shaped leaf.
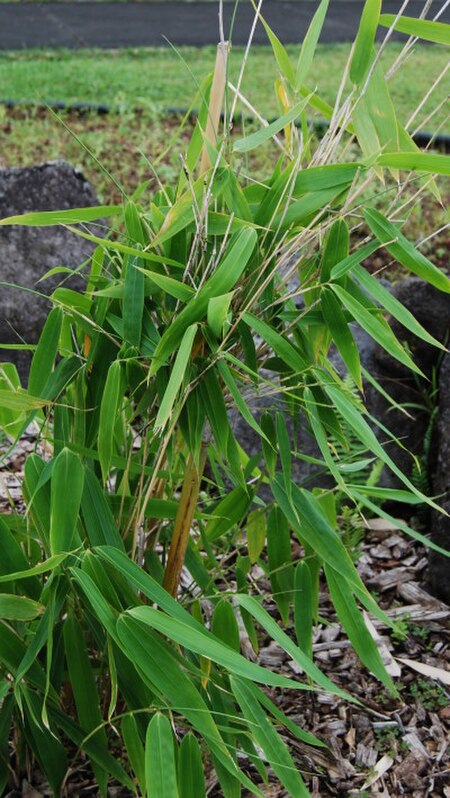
[231,677,310,798]
[50,448,84,554]
[350,0,381,85]
[122,715,146,797]
[28,307,63,397]
[294,562,313,659]
[178,733,206,798]
[98,360,121,482]
[0,594,44,621]
[376,152,450,177]
[295,0,330,90]
[364,208,450,293]
[123,255,145,347]
[233,98,309,153]
[325,564,397,694]
[0,205,120,227]
[379,14,450,45]
[321,287,362,389]
[330,283,423,376]
[145,713,179,798]
[155,323,197,431]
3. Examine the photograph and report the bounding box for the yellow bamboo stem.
[199,41,230,176]
[162,447,207,597]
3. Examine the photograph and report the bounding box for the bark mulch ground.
[1,426,449,798]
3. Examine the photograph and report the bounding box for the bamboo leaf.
[0,205,120,227]
[379,14,450,45]
[50,448,84,554]
[330,283,423,375]
[325,564,397,693]
[98,361,122,482]
[294,562,313,659]
[145,713,179,798]
[352,264,447,349]
[123,255,145,347]
[179,733,206,798]
[295,0,330,90]
[28,307,63,397]
[377,152,450,177]
[364,208,450,293]
[321,288,362,388]
[233,98,309,153]
[242,313,307,373]
[0,594,44,621]
[122,715,146,797]
[350,0,381,85]
[231,677,310,798]
[155,323,197,431]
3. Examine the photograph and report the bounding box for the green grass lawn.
[0,43,448,206]
[2,43,449,124]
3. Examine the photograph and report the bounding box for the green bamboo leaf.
[122,715,146,797]
[0,389,46,412]
[123,255,145,347]
[205,486,253,542]
[126,605,308,691]
[320,219,349,282]
[155,323,197,430]
[233,98,309,153]
[136,267,195,302]
[377,152,450,177]
[324,383,443,511]
[242,312,307,373]
[178,733,206,798]
[251,1,295,86]
[352,264,447,350]
[145,713,179,798]
[246,509,266,565]
[295,0,330,90]
[367,62,400,152]
[63,613,108,795]
[28,307,63,397]
[81,468,125,549]
[98,360,122,482]
[207,292,233,338]
[350,0,381,85]
[0,594,44,621]
[379,13,450,44]
[116,615,260,795]
[235,593,349,699]
[267,507,293,625]
[0,553,69,584]
[294,562,313,659]
[231,676,310,798]
[365,208,450,293]
[211,601,241,653]
[216,359,269,443]
[50,448,84,554]
[150,228,256,373]
[321,288,362,388]
[330,283,422,375]
[125,199,146,246]
[329,241,380,281]
[325,564,397,693]
[0,205,120,227]
[276,412,292,500]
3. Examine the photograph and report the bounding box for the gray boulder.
[0,161,100,382]
[428,352,450,604]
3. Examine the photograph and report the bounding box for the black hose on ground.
[2,98,449,151]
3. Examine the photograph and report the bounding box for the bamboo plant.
[0,2,449,796]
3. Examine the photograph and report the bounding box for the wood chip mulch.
[1,432,449,798]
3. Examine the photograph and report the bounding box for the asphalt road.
[1,1,448,49]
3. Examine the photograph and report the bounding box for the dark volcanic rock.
[0,161,100,382]
[428,352,450,604]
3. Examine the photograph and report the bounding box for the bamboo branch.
[163,447,207,597]
[199,41,229,176]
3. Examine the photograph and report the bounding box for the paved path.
[1,1,448,49]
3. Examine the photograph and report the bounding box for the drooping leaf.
[145,713,179,798]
